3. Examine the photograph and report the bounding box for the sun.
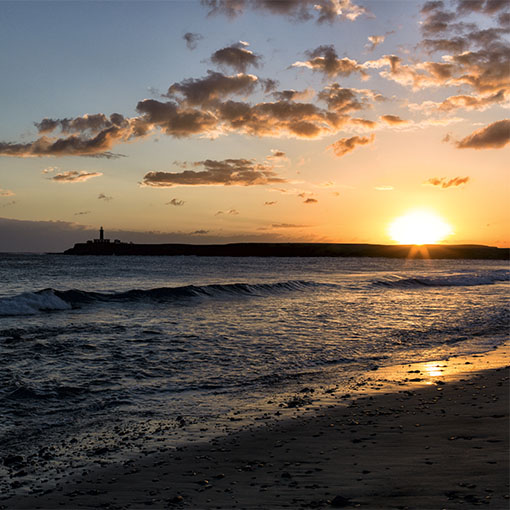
[389,210,453,245]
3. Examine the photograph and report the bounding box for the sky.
[0,0,508,252]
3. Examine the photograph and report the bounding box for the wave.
[0,280,322,317]
[373,270,509,289]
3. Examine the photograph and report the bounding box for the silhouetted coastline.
[63,241,509,259]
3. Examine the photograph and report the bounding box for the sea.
[0,254,508,493]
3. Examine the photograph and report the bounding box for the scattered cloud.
[211,41,261,72]
[190,229,209,234]
[272,88,315,102]
[183,32,203,50]
[380,114,408,125]
[51,171,103,183]
[455,119,510,149]
[329,133,375,157]
[201,0,368,23]
[303,197,318,204]
[215,208,239,215]
[366,35,385,51]
[424,176,469,188]
[41,166,58,174]
[264,201,277,205]
[98,193,113,201]
[0,188,15,197]
[166,198,185,206]
[293,45,368,78]
[374,185,394,191]
[74,210,91,216]
[142,158,287,187]
[409,90,508,113]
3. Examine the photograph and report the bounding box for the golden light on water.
[389,210,453,245]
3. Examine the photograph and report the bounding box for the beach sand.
[2,349,508,510]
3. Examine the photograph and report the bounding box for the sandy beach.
[2,346,508,510]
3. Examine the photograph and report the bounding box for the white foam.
[0,289,72,316]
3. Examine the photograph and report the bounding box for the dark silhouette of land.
[64,239,509,259]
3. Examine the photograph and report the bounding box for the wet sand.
[2,352,508,510]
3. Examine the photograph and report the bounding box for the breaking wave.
[373,269,509,289]
[0,280,324,316]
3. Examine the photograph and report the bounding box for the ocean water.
[0,254,508,490]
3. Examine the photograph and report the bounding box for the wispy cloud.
[51,171,103,183]
[424,176,470,188]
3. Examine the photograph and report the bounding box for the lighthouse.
[99,226,104,241]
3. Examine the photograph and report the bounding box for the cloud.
[183,32,203,50]
[424,176,470,188]
[165,70,259,106]
[409,90,508,113]
[328,133,375,157]
[41,166,58,174]
[215,208,239,215]
[190,229,209,234]
[0,131,126,159]
[272,88,315,102]
[142,158,287,187]
[98,193,113,201]
[0,188,15,197]
[264,201,277,205]
[380,114,408,125]
[210,41,261,72]
[166,198,185,206]
[374,185,394,191]
[201,0,368,23]
[74,210,91,216]
[366,35,385,51]
[317,83,370,113]
[292,45,368,78]
[267,149,286,159]
[303,197,318,204]
[35,113,127,135]
[271,223,308,228]
[51,171,103,183]
[455,119,510,149]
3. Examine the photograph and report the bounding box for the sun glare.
[389,210,453,245]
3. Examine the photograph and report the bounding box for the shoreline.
[2,345,508,509]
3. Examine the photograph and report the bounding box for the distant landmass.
[63,228,509,259]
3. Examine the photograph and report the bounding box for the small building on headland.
[86,227,121,245]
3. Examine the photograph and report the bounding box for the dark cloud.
[380,114,408,125]
[455,119,510,149]
[456,0,508,15]
[35,113,127,135]
[166,198,185,206]
[98,193,113,201]
[264,201,277,205]
[303,197,318,204]
[329,133,375,157]
[142,158,287,187]
[74,211,91,216]
[0,128,126,158]
[293,45,368,78]
[425,176,470,188]
[267,149,286,159]
[272,88,314,101]
[201,0,367,23]
[0,217,290,252]
[51,171,102,182]
[165,71,259,106]
[211,41,261,72]
[183,32,203,50]
[317,84,367,113]
[136,99,218,138]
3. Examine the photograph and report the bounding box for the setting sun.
[389,210,453,245]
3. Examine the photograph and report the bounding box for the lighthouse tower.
[99,226,104,241]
